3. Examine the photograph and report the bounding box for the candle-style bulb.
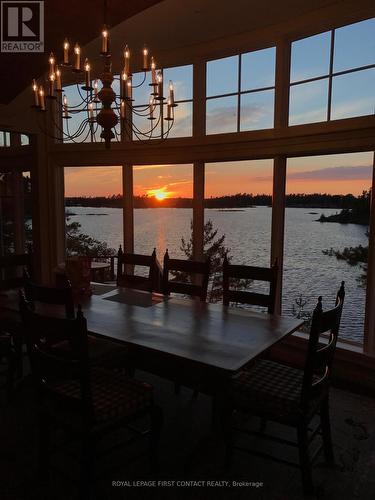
[124,45,130,75]
[169,80,175,106]
[120,100,125,119]
[63,38,70,64]
[49,52,55,75]
[84,58,91,88]
[63,94,69,118]
[39,86,45,110]
[121,71,128,99]
[55,66,62,91]
[101,26,109,54]
[142,46,149,70]
[74,43,81,71]
[32,79,39,106]
[88,102,94,120]
[49,73,55,96]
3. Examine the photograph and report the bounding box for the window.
[289,18,375,125]
[283,152,373,344]
[206,48,276,135]
[64,166,123,255]
[132,64,193,140]
[0,131,10,147]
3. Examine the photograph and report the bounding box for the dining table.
[83,288,304,396]
[0,286,304,396]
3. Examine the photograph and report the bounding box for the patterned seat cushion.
[232,359,319,422]
[48,368,153,426]
[52,335,129,368]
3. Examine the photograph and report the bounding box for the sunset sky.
[64,151,373,198]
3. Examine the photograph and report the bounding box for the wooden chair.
[23,281,130,371]
[20,296,162,498]
[117,246,161,292]
[223,255,278,313]
[0,252,33,290]
[0,253,33,381]
[25,281,75,318]
[227,282,345,495]
[162,250,210,302]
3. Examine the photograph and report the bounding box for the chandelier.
[31,27,177,149]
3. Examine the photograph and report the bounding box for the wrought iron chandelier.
[31,24,177,149]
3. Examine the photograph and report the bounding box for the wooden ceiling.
[0,0,162,104]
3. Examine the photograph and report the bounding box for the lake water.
[67,206,368,343]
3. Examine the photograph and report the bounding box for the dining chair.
[223,254,278,313]
[162,250,210,301]
[20,295,162,499]
[23,281,130,371]
[117,246,162,292]
[0,252,33,380]
[227,282,345,495]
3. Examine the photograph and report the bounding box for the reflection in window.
[133,164,193,260]
[240,90,274,131]
[289,79,329,125]
[334,18,375,73]
[331,68,375,120]
[291,32,331,82]
[206,95,237,135]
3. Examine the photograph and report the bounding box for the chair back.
[301,281,345,411]
[222,255,278,313]
[20,294,93,421]
[117,246,161,292]
[162,250,210,301]
[24,281,75,318]
[0,253,33,290]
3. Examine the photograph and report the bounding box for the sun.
[155,191,167,201]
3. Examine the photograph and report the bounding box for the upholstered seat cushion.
[47,368,153,426]
[232,359,320,423]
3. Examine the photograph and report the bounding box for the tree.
[176,219,229,302]
[65,215,116,257]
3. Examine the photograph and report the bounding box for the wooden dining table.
[83,288,303,394]
[0,286,303,395]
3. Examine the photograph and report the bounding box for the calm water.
[67,206,368,343]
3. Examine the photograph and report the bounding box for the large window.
[64,166,123,255]
[283,152,373,344]
[289,18,375,125]
[206,48,276,134]
[204,160,273,302]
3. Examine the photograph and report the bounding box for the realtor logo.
[1,1,44,52]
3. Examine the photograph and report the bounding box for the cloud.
[255,165,372,182]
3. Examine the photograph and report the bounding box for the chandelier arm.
[131,71,147,89]
[66,116,92,141]
[65,119,93,143]
[76,83,92,105]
